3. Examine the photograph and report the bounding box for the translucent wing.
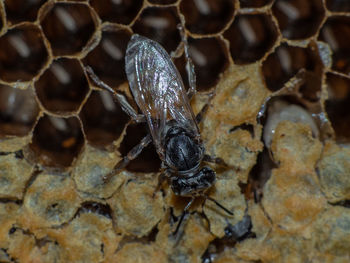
[125,34,199,157]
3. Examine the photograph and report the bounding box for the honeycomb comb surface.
[0,0,350,262]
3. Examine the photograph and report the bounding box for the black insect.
[85,25,233,235]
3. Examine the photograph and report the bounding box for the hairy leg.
[173,196,195,237]
[176,21,197,101]
[85,66,145,123]
[103,134,152,182]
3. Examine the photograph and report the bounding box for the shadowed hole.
[132,6,181,54]
[40,2,96,56]
[224,13,278,64]
[29,115,84,167]
[119,122,160,173]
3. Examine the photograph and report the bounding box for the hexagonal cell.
[4,0,46,25]
[0,153,34,200]
[42,213,119,263]
[0,4,5,31]
[0,84,39,137]
[325,73,350,143]
[298,69,323,102]
[132,6,181,53]
[90,0,143,25]
[262,43,321,92]
[119,123,160,173]
[240,0,273,8]
[179,0,235,35]
[83,29,131,88]
[80,90,129,147]
[224,13,278,64]
[108,176,164,237]
[262,96,320,148]
[326,0,350,12]
[29,115,84,167]
[35,58,89,114]
[149,0,177,4]
[40,2,96,56]
[175,37,229,92]
[319,16,350,75]
[272,0,325,40]
[22,173,81,229]
[72,144,126,199]
[0,24,49,82]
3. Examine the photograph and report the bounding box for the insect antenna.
[172,195,233,240]
[204,196,234,216]
[203,154,230,168]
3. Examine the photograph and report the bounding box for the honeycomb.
[0,0,350,262]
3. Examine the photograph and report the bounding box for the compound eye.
[200,167,212,173]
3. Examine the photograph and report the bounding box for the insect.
[85,25,233,235]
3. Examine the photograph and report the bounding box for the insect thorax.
[163,125,216,196]
[164,125,203,173]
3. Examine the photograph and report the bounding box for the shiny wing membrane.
[125,34,199,157]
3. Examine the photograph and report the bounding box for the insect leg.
[195,89,216,123]
[195,101,211,124]
[103,134,152,182]
[177,24,196,100]
[203,154,229,167]
[84,66,145,123]
[173,196,195,236]
[152,170,168,198]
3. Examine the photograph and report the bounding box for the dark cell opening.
[326,0,350,12]
[325,73,350,143]
[0,85,39,137]
[90,0,143,25]
[0,24,49,82]
[262,43,321,93]
[240,0,273,8]
[175,37,229,92]
[80,90,130,147]
[83,29,131,88]
[180,0,234,35]
[272,0,325,40]
[29,115,84,167]
[5,0,46,24]
[224,13,278,64]
[35,58,89,114]
[132,6,181,54]
[119,123,160,173]
[40,2,96,56]
[319,16,350,75]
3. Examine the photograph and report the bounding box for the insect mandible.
[85,25,233,235]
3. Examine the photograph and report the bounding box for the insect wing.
[125,35,199,156]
